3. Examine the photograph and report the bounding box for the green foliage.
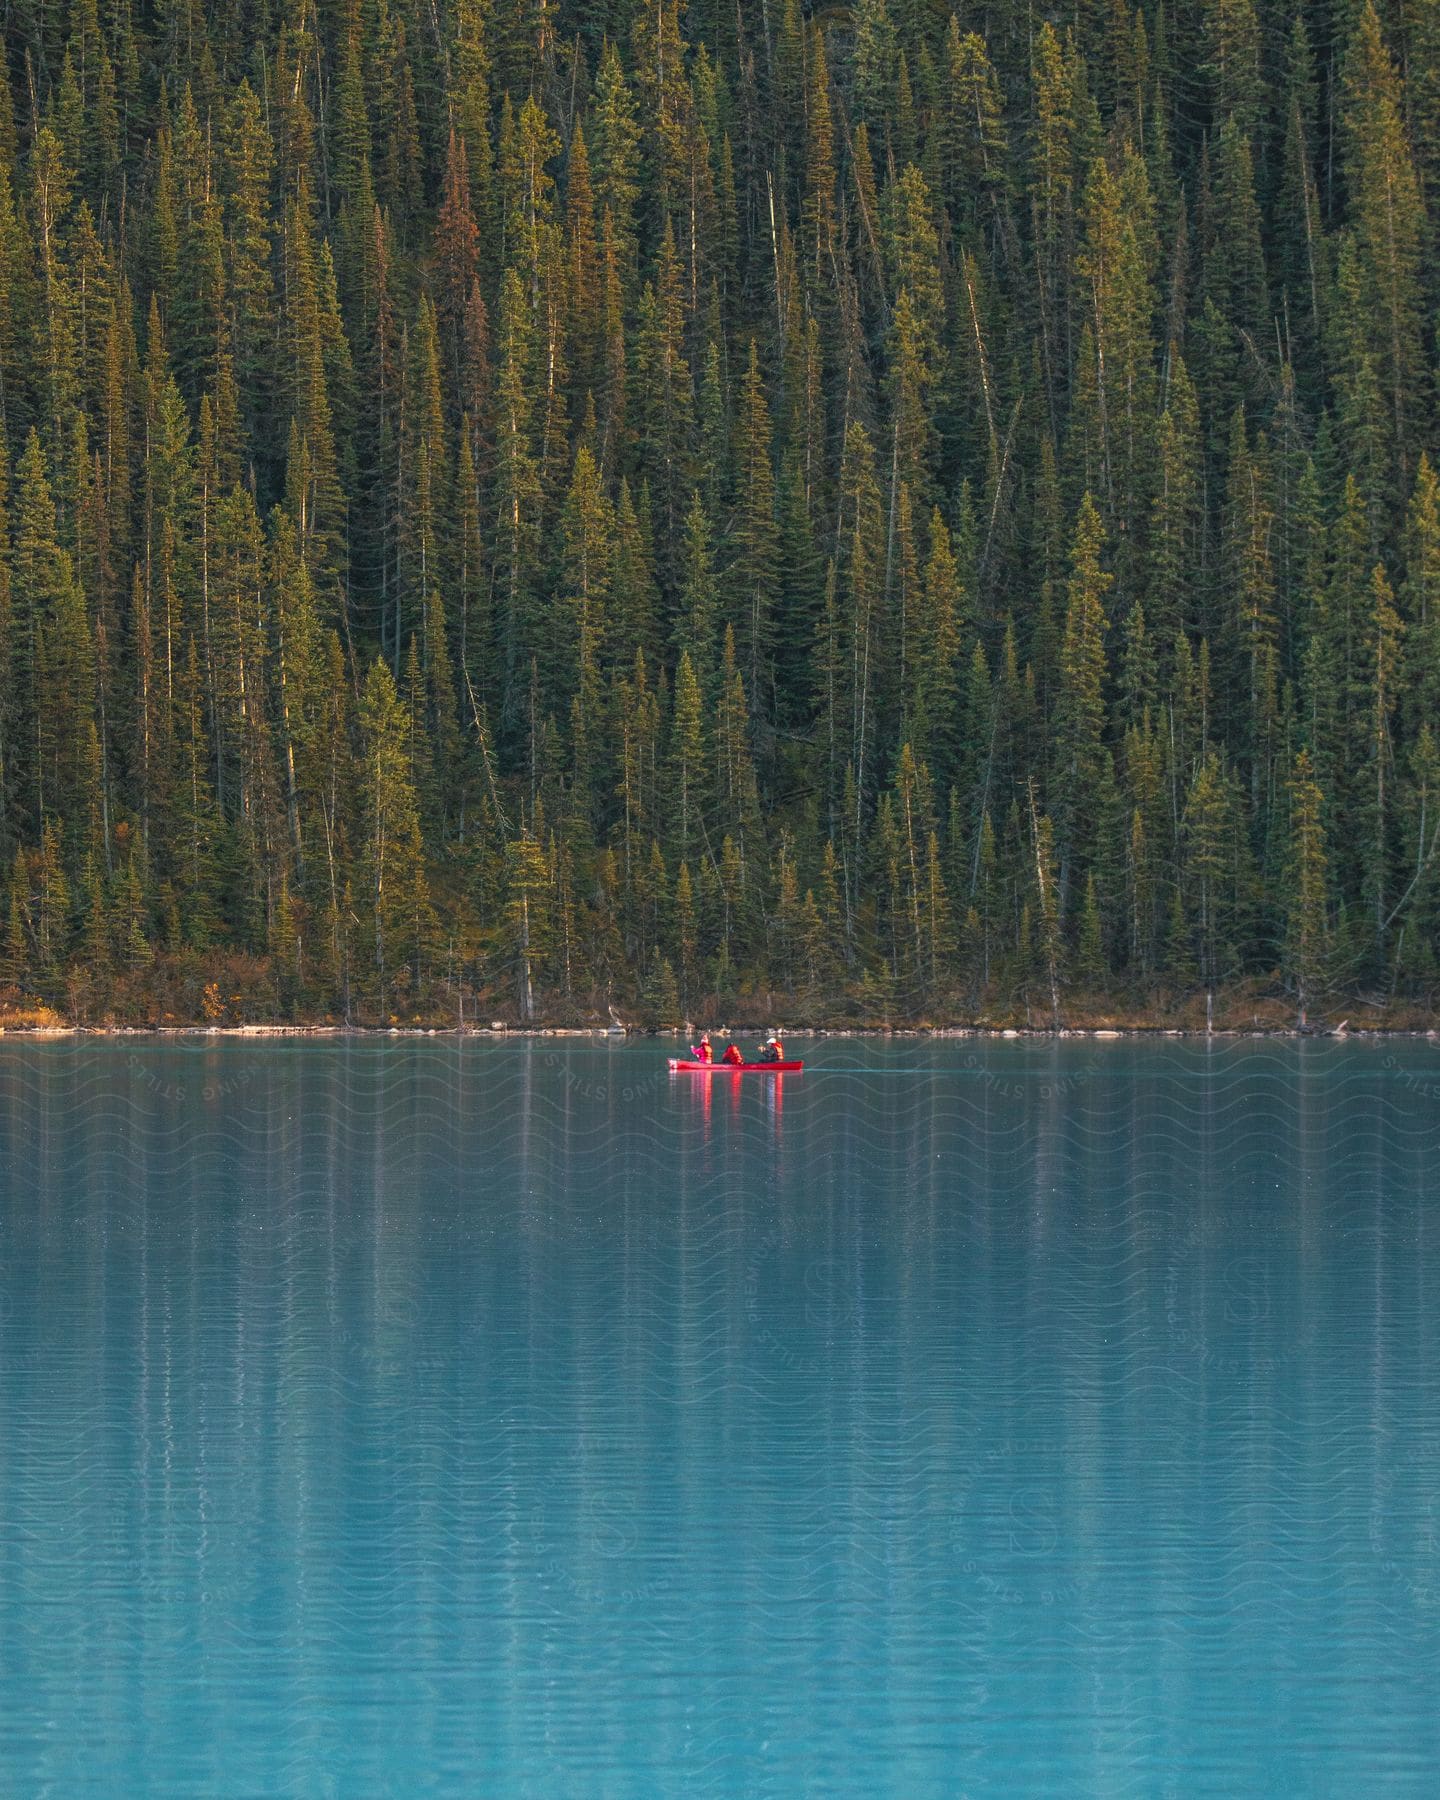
[0,0,1432,1026]
[1285,750,1331,1024]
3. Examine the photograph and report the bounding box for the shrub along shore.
[2,979,1433,1037]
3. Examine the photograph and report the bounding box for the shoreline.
[1,1022,1436,1040]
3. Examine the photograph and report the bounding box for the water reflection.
[668,1062,792,1145]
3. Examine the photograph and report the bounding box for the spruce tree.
[1054,494,1112,891]
[1285,750,1330,1025]
[1340,2,1427,512]
[358,658,433,1010]
[729,342,778,717]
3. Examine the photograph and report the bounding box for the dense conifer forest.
[0,0,1438,1025]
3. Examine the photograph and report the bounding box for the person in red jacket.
[690,1033,713,1063]
[722,1041,744,1066]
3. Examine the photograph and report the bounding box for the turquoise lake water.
[0,1037,1437,1795]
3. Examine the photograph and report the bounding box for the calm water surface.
[0,1038,1437,1795]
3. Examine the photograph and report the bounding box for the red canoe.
[669,1059,803,1073]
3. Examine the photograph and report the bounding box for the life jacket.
[722,1044,743,1064]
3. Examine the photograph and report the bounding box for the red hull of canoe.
[668,1059,804,1073]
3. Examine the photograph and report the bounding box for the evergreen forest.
[2,0,1440,1027]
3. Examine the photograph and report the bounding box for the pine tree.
[1030,24,1077,421]
[1340,2,1427,512]
[220,83,276,454]
[1054,495,1112,889]
[12,431,67,832]
[834,424,887,873]
[0,446,15,847]
[1358,564,1403,947]
[1402,456,1440,733]
[629,0,690,233]
[883,164,944,368]
[1184,750,1235,991]
[1194,115,1267,443]
[435,128,481,395]
[504,826,552,1023]
[564,122,601,398]
[1200,0,1263,141]
[631,220,694,579]
[591,42,643,285]
[1071,147,1157,574]
[358,658,433,1009]
[557,444,612,821]
[1027,788,1064,1025]
[1146,351,1201,647]
[898,508,957,773]
[938,24,1008,248]
[37,545,103,855]
[674,858,698,1006]
[450,0,493,213]
[493,267,543,723]
[3,847,31,984]
[1285,749,1330,1025]
[1276,15,1327,384]
[673,492,720,688]
[1218,410,1279,790]
[1076,872,1105,987]
[667,649,707,871]
[801,23,838,287]
[171,636,224,949]
[853,0,899,130]
[729,342,778,716]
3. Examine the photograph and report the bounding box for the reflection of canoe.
[669,1059,804,1073]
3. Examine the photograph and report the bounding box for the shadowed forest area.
[1,0,1439,1026]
